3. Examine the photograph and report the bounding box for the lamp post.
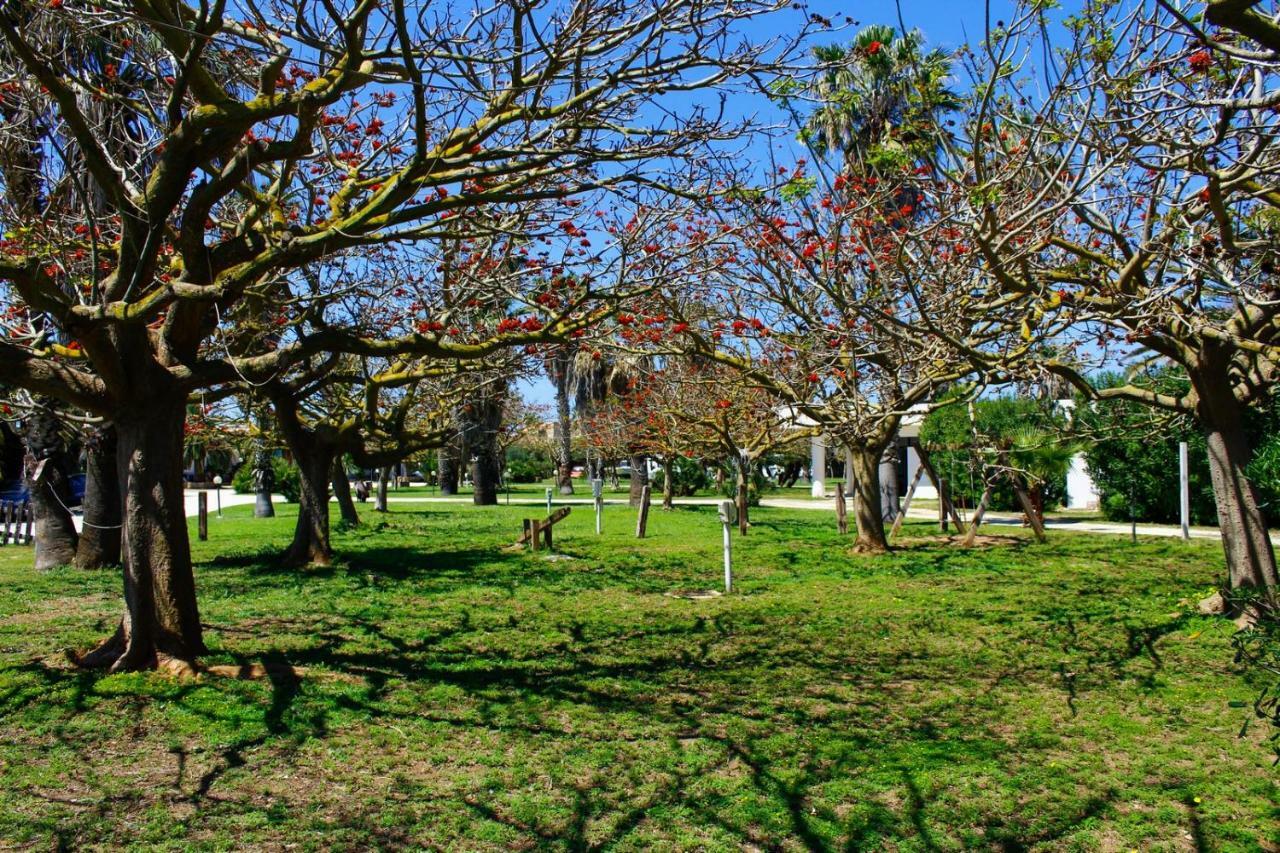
[213,474,223,518]
[505,469,511,505]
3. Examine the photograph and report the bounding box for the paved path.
[70,488,1275,546]
[70,489,262,533]
[378,493,1278,545]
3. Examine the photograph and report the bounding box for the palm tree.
[801,25,959,176]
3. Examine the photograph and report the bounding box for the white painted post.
[592,479,603,535]
[810,438,826,498]
[1179,441,1190,541]
[718,500,736,593]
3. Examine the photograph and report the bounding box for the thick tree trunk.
[75,425,121,569]
[251,422,276,518]
[879,446,899,523]
[734,455,751,534]
[556,387,574,496]
[376,465,390,512]
[848,446,891,554]
[76,401,205,672]
[438,440,461,496]
[661,458,674,509]
[253,459,276,517]
[629,454,648,508]
[1195,379,1278,593]
[471,451,501,506]
[332,458,360,526]
[24,406,78,570]
[287,441,335,566]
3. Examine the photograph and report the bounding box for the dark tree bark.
[661,458,674,509]
[252,408,276,518]
[550,348,575,495]
[76,398,206,673]
[471,452,501,506]
[848,446,891,553]
[628,454,649,508]
[438,437,462,496]
[75,425,121,569]
[879,446,900,523]
[375,465,390,512]
[24,406,78,571]
[332,457,360,526]
[1192,360,1278,593]
[286,439,335,566]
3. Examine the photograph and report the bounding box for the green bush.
[1075,372,1280,525]
[718,461,770,507]
[653,456,711,497]
[920,395,1071,512]
[231,457,301,503]
[505,446,554,483]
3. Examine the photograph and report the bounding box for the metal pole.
[1179,441,1190,541]
[545,486,553,516]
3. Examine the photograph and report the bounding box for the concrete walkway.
[69,488,1274,547]
[377,493,1279,545]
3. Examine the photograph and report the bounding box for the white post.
[810,438,826,498]
[723,520,732,593]
[718,499,736,593]
[592,479,603,535]
[545,486,553,516]
[1179,441,1190,541]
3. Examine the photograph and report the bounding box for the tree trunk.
[629,454,648,507]
[879,446,899,523]
[1194,375,1278,593]
[471,451,501,506]
[75,401,205,672]
[332,457,360,526]
[75,425,121,569]
[735,455,751,534]
[24,407,78,571]
[251,411,275,518]
[661,458,674,509]
[286,440,335,566]
[438,439,461,496]
[848,446,891,553]
[376,465,390,512]
[555,374,575,496]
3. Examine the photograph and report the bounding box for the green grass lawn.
[0,502,1276,850]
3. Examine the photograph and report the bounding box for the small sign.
[718,500,737,525]
[591,478,603,499]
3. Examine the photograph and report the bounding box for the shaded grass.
[0,501,1276,850]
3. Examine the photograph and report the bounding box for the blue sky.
[518,0,1044,407]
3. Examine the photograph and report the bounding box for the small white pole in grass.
[718,500,737,593]
[1179,441,1190,541]
[592,478,603,534]
[213,475,223,517]
[545,486,553,516]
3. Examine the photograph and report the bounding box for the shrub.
[1073,372,1280,525]
[505,446,554,483]
[920,395,1071,512]
[653,456,711,497]
[231,457,301,503]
